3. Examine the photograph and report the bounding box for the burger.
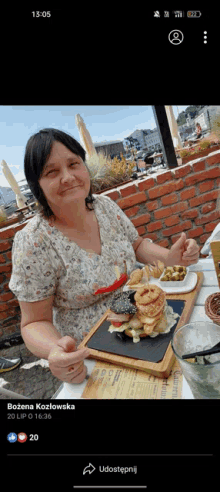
[107,284,168,343]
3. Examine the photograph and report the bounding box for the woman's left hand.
[166,232,200,266]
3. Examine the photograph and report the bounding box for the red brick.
[0,303,8,312]
[199,180,215,193]
[185,167,220,186]
[170,202,188,214]
[148,179,184,199]
[0,292,14,302]
[173,165,191,178]
[161,193,178,206]
[131,213,151,227]
[119,184,138,197]
[7,298,19,307]
[138,178,155,191]
[147,220,163,232]
[192,160,206,172]
[0,228,15,239]
[181,209,198,220]
[2,306,18,317]
[0,311,9,320]
[0,264,12,274]
[164,215,180,227]
[137,226,146,235]
[189,189,219,207]
[5,251,12,261]
[205,220,220,232]
[145,200,159,211]
[200,233,211,244]
[154,202,188,220]
[180,187,196,200]
[201,202,216,214]
[188,227,204,238]
[170,234,182,244]
[124,205,140,217]
[0,254,5,263]
[195,210,220,225]
[13,222,29,233]
[154,207,172,219]
[3,282,10,292]
[0,241,11,252]
[206,153,220,167]
[156,171,173,184]
[156,239,169,248]
[116,192,147,209]
[143,233,158,242]
[162,221,192,237]
[105,190,120,201]
[170,202,189,215]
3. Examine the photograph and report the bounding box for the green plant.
[178,132,220,159]
[86,153,136,192]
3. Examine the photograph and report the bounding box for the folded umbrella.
[1,159,28,209]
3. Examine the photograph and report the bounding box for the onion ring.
[134,284,161,305]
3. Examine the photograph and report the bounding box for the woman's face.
[39,141,91,212]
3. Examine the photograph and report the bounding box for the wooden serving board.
[78,272,204,378]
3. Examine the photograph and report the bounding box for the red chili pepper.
[94,273,128,295]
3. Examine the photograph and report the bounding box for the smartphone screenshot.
[0,7,219,491]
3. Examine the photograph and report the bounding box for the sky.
[0,105,188,188]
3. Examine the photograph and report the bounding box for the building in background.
[94,140,125,159]
[176,106,220,143]
[124,128,161,154]
[143,129,161,152]
[194,106,220,131]
[0,186,15,205]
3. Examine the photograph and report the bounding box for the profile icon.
[168,30,184,44]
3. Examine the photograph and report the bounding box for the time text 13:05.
[32,11,51,17]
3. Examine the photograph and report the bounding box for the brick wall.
[0,149,220,340]
[0,217,33,340]
[102,149,220,249]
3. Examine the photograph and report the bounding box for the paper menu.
[82,359,183,399]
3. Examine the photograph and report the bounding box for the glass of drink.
[171,321,220,399]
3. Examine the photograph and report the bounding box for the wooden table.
[53,259,218,399]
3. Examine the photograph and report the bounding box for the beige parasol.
[75,114,98,158]
[165,106,183,149]
[1,160,28,209]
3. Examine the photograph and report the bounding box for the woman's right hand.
[48,336,90,383]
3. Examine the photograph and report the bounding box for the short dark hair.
[24,128,95,219]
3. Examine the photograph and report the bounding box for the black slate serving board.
[87,300,185,363]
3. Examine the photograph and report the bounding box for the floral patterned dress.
[9,194,142,346]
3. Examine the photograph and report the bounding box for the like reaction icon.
[7,432,17,443]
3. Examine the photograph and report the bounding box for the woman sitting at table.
[9,129,200,384]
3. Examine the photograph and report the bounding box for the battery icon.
[187,11,202,17]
